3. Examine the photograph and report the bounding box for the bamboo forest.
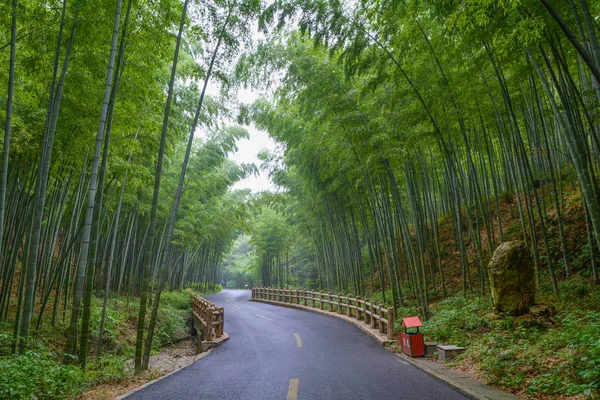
[1,0,600,398]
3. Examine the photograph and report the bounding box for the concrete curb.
[250,298,393,345]
[114,331,229,400]
[200,331,229,352]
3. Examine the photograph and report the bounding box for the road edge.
[114,343,219,399]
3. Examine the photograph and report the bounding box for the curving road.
[127,289,469,400]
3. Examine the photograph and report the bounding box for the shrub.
[161,289,193,310]
[154,308,188,349]
[422,295,491,346]
[0,351,86,399]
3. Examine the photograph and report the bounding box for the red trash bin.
[399,316,425,357]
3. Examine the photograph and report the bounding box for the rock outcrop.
[488,241,535,316]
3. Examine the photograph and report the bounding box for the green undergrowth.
[402,277,600,398]
[189,282,223,296]
[0,288,200,399]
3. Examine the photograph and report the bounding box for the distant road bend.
[128,289,469,400]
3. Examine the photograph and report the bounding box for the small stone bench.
[437,345,465,362]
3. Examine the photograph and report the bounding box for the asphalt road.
[127,289,469,400]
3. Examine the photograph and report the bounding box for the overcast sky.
[227,87,278,193]
[229,122,278,192]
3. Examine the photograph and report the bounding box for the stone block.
[437,345,465,362]
[488,241,535,316]
[424,342,438,356]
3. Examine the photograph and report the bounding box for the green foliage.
[188,283,223,295]
[83,355,128,386]
[154,308,188,349]
[226,281,238,289]
[557,280,589,302]
[161,289,194,311]
[152,290,195,348]
[422,295,491,346]
[421,288,600,397]
[0,288,195,397]
[0,350,130,399]
[0,351,86,399]
[91,297,129,349]
[0,323,12,355]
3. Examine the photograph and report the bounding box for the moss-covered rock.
[487,241,535,316]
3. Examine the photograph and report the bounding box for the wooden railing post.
[319,291,324,310]
[337,293,342,314]
[311,291,315,307]
[207,306,214,341]
[386,306,394,340]
[379,304,385,334]
[371,304,377,329]
[216,306,224,338]
[356,296,362,320]
[347,296,352,317]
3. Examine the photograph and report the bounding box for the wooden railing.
[252,287,395,341]
[191,295,224,342]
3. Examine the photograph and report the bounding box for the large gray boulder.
[488,241,535,316]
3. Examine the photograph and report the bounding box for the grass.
[0,286,221,399]
[404,276,600,398]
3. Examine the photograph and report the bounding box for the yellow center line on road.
[294,333,302,348]
[286,378,299,400]
[256,314,272,321]
[232,304,241,309]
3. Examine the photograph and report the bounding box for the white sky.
[228,87,278,192]
[230,123,278,192]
